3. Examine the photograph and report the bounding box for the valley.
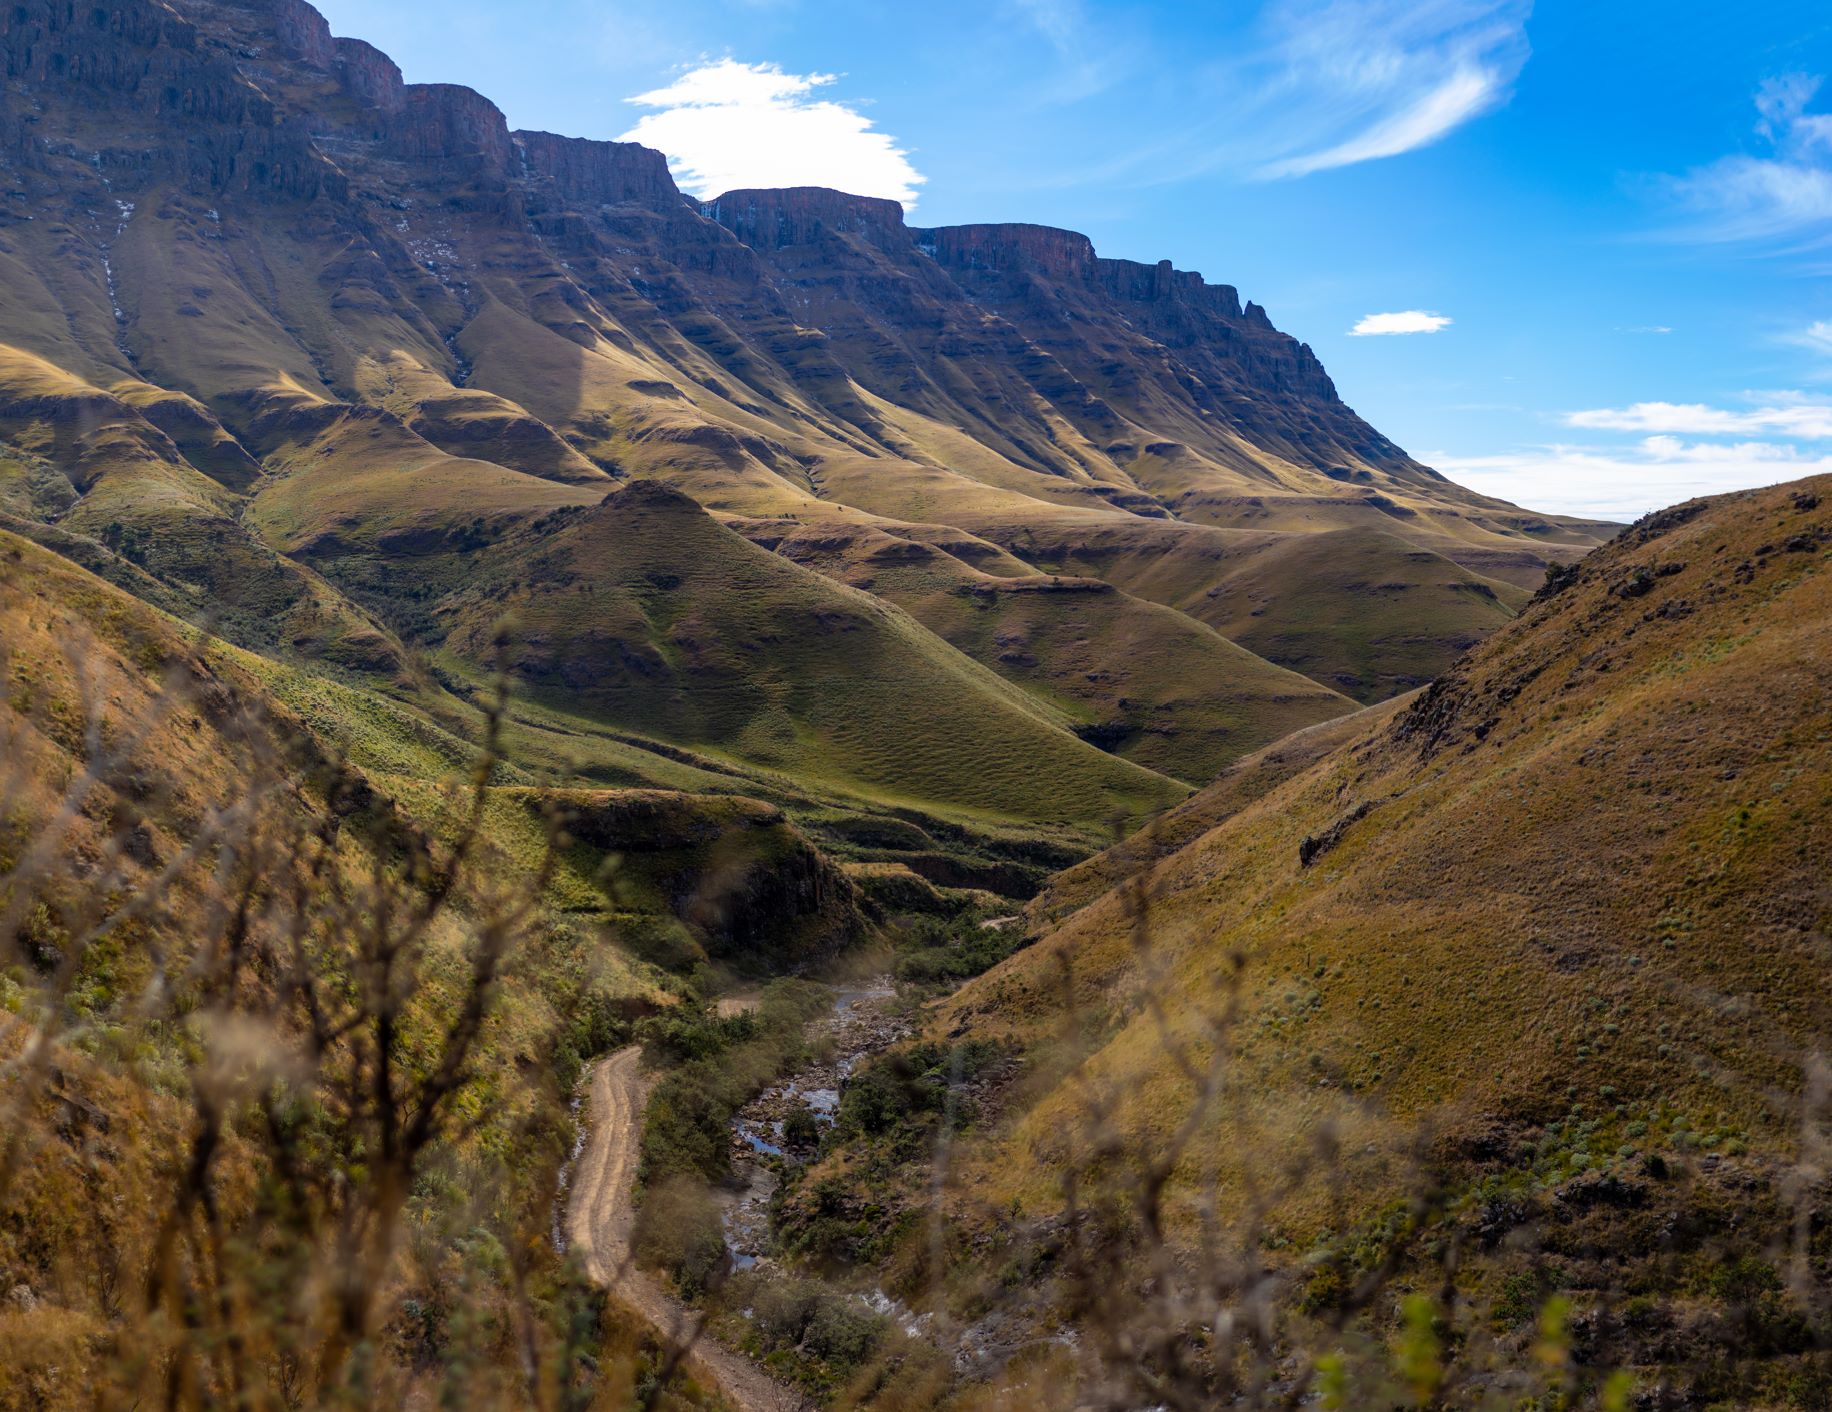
[0,0,1826,1408]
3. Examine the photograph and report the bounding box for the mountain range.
[0,0,1612,861]
[6,3,1821,1410]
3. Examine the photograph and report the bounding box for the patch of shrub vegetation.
[783,1106,821,1150]
[629,980,843,1295]
[1492,1268,1563,1331]
[637,979,833,1188]
[891,909,1027,990]
[836,1039,1008,1147]
[633,1179,730,1300]
[774,1038,1012,1270]
[728,1270,894,1397]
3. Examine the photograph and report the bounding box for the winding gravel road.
[566,1046,808,1412]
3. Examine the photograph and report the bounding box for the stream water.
[720,980,906,1271]
[716,976,1069,1374]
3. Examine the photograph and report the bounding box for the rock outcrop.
[702,186,910,251]
[552,789,877,968]
[516,131,682,213]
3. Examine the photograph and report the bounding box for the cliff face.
[702,186,912,251]
[0,0,1435,494]
[0,0,345,202]
[516,131,682,213]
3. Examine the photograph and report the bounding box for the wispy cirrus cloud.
[1657,74,1832,248]
[1010,0,1084,51]
[1565,397,1832,440]
[1000,0,1147,105]
[620,60,924,207]
[1249,0,1532,180]
[1002,0,1531,193]
[1783,320,1832,357]
[1351,310,1453,335]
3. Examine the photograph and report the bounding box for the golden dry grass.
[941,476,1832,1228]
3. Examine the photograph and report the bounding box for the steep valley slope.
[865,475,1832,1407]
[0,524,877,1407]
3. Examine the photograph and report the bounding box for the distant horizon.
[311,0,1832,522]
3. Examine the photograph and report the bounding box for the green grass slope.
[1026,692,1414,923]
[0,521,881,1405]
[761,516,1354,784]
[0,346,408,672]
[1205,527,1527,702]
[435,481,1188,830]
[1006,515,1527,702]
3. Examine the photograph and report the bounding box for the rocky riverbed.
[720,981,908,1269]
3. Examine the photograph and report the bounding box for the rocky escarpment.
[701,186,910,252]
[685,188,1415,482]
[329,36,403,113]
[0,0,346,202]
[918,217,1388,456]
[919,221,1102,280]
[516,130,683,213]
[1,0,1457,498]
[388,82,513,169]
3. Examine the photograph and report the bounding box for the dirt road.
[566,1047,808,1412]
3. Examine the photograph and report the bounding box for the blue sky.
[311,0,1832,519]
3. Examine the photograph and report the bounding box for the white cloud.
[621,60,925,208]
[1783,320,1832,356]
[1431,436,1830,521]
[1350,310,1453,335]
[1565,399,1832,440]
[1442,387,1832,518]
[1659,74,1832,247]
[1251,0,1532,180]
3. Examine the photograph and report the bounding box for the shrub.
[632,1179,728,1299]
[783,1106,822,1150]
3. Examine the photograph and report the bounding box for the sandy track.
[567,1047,808,1412]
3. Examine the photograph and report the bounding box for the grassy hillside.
[0,525,881,1405]
[1026,694,1414,922]
[433,481,1188,829]
[860,475,1832,1405]
[762,515,1354,783]
[1006,515,1529,701]
[0,346,410,671]
[948,473,1830,1156]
